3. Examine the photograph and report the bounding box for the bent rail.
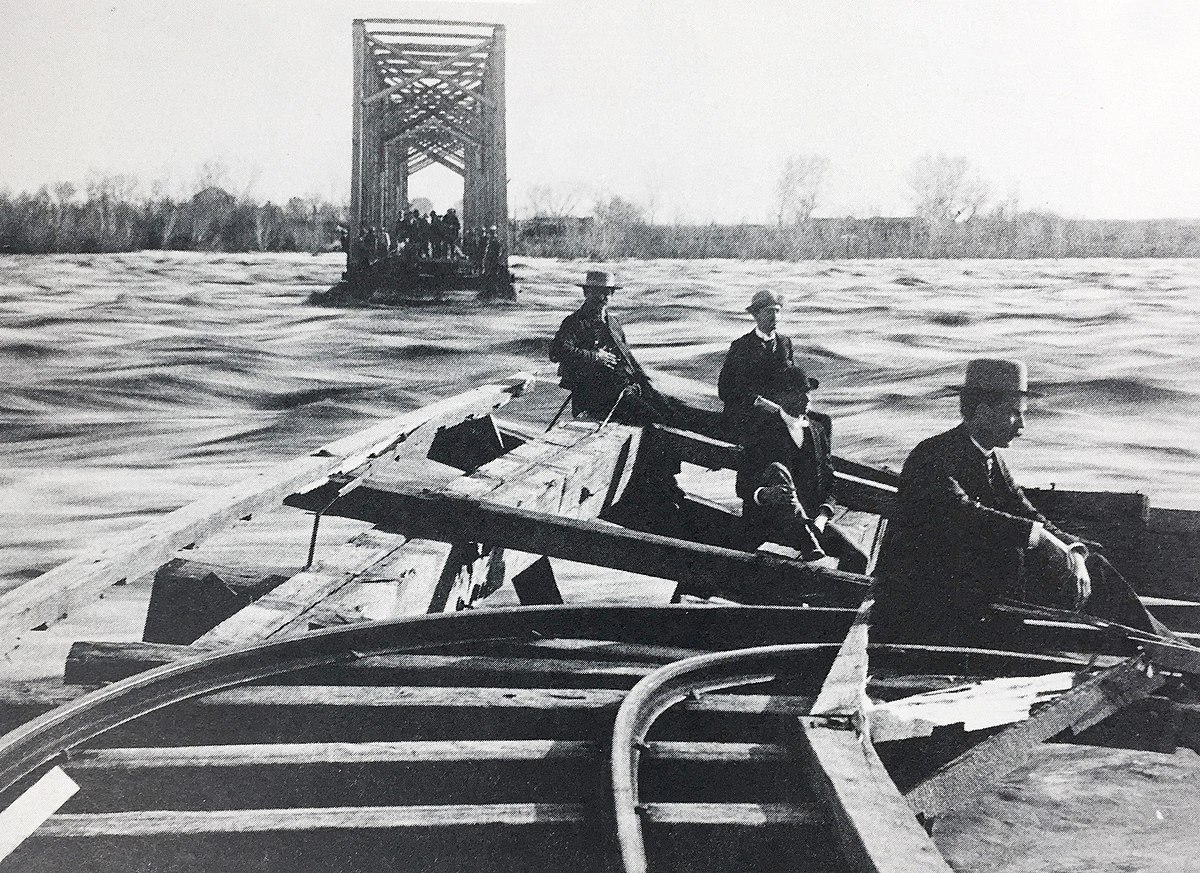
[609,642,1090,873]
[0,605,860,796]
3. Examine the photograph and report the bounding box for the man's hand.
[595,349,621,369]
[757,484,800,511]
[1031,529,1091,610]
[1067,544,1091,610]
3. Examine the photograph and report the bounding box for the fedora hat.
[956,358,1041,397]
[579,270,621,290]
[747,290,783,313]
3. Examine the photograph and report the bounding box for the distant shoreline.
[512,216,1200,260]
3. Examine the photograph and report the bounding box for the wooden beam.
[797,721,954,872]
[321,482,870,606]
[84,683,815,717]
[904,656,1163,818]
[64,739,596,769]
[190,530,412,649]
[57,738,797,770]
[648,424,742,470]
[65,641,657,687]
[0,377,531,647]
[638,802,821,827]
[34,804,586,837]
[811,599,872,718]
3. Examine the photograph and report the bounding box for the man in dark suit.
[871,358,1163,644]
[549,270,722,437]
[736,366,868,570]
[718,290,795,442]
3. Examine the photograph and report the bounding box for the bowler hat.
[579,270,621,290]
[747,290,783,313]
[770,364,819,393]
[955,358,1041,397]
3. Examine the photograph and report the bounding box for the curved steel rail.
[610,642,1089,873]
[0,604,861,796]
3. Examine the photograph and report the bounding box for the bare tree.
[525,183,581,218]
[775,154,830,225]
[593,194,646,226]
[906,153,989,223]
[194,158,232,195]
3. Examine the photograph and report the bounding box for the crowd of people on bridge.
[342,207,505,279]
[549,269,1167,645]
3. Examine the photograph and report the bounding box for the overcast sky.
[2,0,1198,221]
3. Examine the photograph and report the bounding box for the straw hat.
[955,359,1041,397]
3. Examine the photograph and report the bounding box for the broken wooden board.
[904,656,1164,818]
[0,375,531,649]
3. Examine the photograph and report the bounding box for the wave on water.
[930,312,974,327]
[1039,377,1191,407]
[2,252,1199,589]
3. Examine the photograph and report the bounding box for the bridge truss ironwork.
[350,19,507,237]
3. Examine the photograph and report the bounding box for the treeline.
[514,213,1200,260]
[0,179,345,255]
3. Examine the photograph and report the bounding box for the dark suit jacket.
[717,331,795,438]
[549,307,647,416]
[872,423,1076,638]
[736,409,834,537]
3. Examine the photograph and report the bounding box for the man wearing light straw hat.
[871,358,1166,644]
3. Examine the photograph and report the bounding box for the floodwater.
[2,251,1199,592]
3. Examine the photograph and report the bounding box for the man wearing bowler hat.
[736,366,869,570]
[549,270,722,436]
[718,290,796,442]
[871,358,1166,644]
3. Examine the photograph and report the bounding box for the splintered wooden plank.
[33,803,586,837]
[811,598,872,718]
[0,376,531,646]
[64,740,597,769]
[904,656,1164,818]
[798,722,954,873]
[306,538,459,625]
[639,802,821,827]
[869,672,1077,743]
[190,530,413,649]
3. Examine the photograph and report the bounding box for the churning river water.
[2,251,1199,592]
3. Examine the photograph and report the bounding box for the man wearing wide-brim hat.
[718,289,797,441]
[871,358,1167,645]
[549,270,722,436]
